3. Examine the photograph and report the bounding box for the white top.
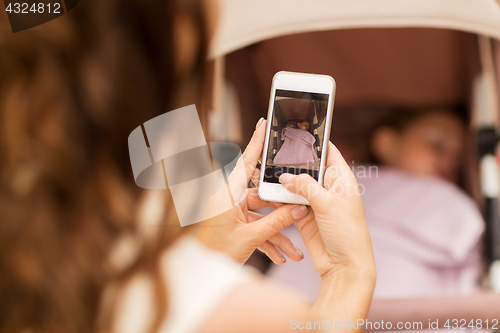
[115,236,256,333]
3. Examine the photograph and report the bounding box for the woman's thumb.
[247,204,309,245]
[279,173,326,205]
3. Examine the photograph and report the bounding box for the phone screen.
[263,89,330,184]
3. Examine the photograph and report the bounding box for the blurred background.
[205,0,500,308]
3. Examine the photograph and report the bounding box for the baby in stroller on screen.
[273,120,318,165]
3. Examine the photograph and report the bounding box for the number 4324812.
[5,3,61,14]
[443,319,498,329]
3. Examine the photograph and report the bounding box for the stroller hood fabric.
[210,0,500,58]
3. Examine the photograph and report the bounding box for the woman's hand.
[196,119,313,265]
[279,142,376,325]
[279,142,375,278]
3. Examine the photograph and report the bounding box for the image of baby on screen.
[273,120,318,165]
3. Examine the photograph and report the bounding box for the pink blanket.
[273,127,318,165]
[267,168,484,301]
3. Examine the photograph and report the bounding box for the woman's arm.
[200,272,375,333]
[312,267,376,329]
[198,123,376,332]
[199,279,314,333]
[280,142,376,329]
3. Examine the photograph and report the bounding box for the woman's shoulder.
[159,235,258,333]
[197,275,312,333]
[115,235,312,333]
[114,236,257,333]
[162,235,253,277]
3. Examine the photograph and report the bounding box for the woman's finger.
[279,173,328,206]
[247,210,264,221]
[250,167,260,187]
[247,211,304,262]
[292,211,327,263]
[245,204,310,246]
[258,241,286,265]
[241,118,267,173]
[226,119,267,189]
[268,231,304,262]
[323,142,357,190]
[247,188,278,210]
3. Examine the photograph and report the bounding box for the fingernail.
[291,205,308,220]
[255,117,264,130]
[280,253,286,262]
[295,247,304,258]
[279,173,293,184]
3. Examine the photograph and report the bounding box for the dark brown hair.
[368,104,468,164]
[372,104,468,133]
[0,1,209,332]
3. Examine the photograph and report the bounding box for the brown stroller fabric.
[226,27,480,149]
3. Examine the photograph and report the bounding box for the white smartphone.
[258,71,336,205]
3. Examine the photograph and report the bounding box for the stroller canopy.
[210,0,500,58]
[209,0,500,141]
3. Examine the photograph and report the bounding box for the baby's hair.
[367,104,468,164]
[286,119,309,128]
[372,104,468,134]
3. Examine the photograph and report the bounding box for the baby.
[369,107,465,183]
[361,108,484,298]
[268,107,484,306]
[273,120,318,165]
[296,120,310,131]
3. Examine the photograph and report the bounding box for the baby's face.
[376,112,465,182]
[298,121,309,131]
